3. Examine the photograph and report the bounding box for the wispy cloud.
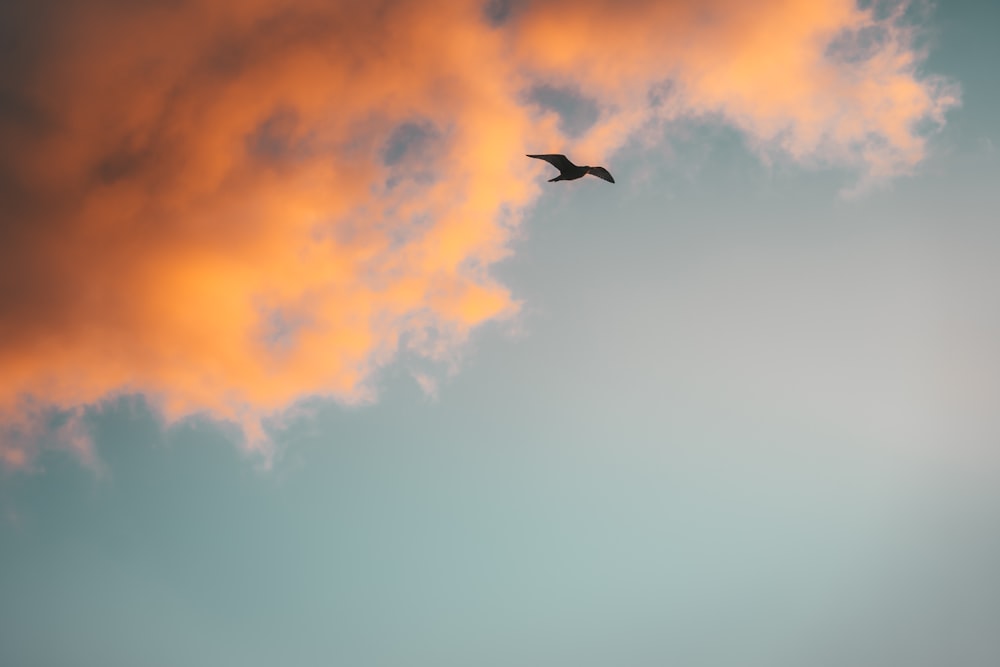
[0,0,958,468]
[508,0,959,191]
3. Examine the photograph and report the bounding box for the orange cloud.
[509,0,958,185]
[0,0,957,468]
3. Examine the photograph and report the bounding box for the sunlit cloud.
[0,0,958,468]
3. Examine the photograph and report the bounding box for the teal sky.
[2,1,1000,665]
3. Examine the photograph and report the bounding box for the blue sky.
[2,1,999,665]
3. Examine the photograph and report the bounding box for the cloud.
[508,0,959,188]
[0,0,958,469]
[0,404,98,472]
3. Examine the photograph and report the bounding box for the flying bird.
[527,154,615,184]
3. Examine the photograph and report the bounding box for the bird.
[527,154,615,184]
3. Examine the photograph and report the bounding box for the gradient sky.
[2,0,999,665]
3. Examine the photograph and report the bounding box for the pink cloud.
[0,0,958,469]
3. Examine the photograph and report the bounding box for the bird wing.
[587,166,615,183]
[527,154,575,172]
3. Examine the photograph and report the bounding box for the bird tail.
[548,176,563,182]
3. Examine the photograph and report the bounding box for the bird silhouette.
[527,154,615,183]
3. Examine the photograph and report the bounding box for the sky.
[1,0,998,664]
